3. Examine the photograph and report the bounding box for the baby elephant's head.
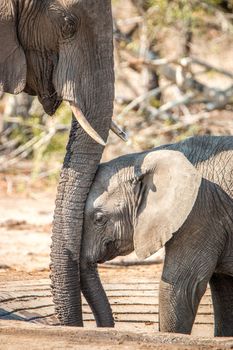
[82,149,201,265]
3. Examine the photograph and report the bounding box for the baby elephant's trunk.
[80,261,115,327]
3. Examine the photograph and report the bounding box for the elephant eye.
[94,212,107,225]
[62,16,77,38]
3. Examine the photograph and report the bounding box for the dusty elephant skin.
[83,135,233,335]
[0,0,115,326]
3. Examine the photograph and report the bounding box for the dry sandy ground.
[0,193,54,272]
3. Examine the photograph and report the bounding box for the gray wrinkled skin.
[0,0,114,326]
[83,136,233,335]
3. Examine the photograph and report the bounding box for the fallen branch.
[149,92,196,119]
[185,57,233,79]
[102,258,163,267]
[116,83,172,120]
[119,50,233,110]
[2,116,45,130]
[0,128,57,171]
[151,112,211,135]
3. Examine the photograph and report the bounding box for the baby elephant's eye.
[94,212,106,225]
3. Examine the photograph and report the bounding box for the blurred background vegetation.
[0,0,233,193]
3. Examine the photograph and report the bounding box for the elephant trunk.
[81,261,114,327]
[50,118,107,326]
[50,0,114,326]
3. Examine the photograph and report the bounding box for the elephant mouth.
[38,94,62,115]
[24,84,62,116]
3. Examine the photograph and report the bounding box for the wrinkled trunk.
[81,262,114,327]
[50,118,109,326]
[50,0,114,326]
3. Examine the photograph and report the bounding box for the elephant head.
[82,149,201,324]
[0,0,115,326]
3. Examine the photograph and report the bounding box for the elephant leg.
[159,231,218,334]
[159,277,208,334]
[210,273,233,336]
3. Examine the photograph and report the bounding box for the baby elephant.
[81,135,233,336]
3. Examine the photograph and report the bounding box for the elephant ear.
[133,150,202,260]
[0,1,26,94]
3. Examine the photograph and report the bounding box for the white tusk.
[70,103,106,146]
[111,120,128,142]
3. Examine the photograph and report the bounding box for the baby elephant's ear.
[133,150,202,260]
[0,1,26,94]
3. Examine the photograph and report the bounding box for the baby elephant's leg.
[159,234,218,334]
[159,277,208,334]
[210,273,233,336]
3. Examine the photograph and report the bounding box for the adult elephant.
[0,0,119,326]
